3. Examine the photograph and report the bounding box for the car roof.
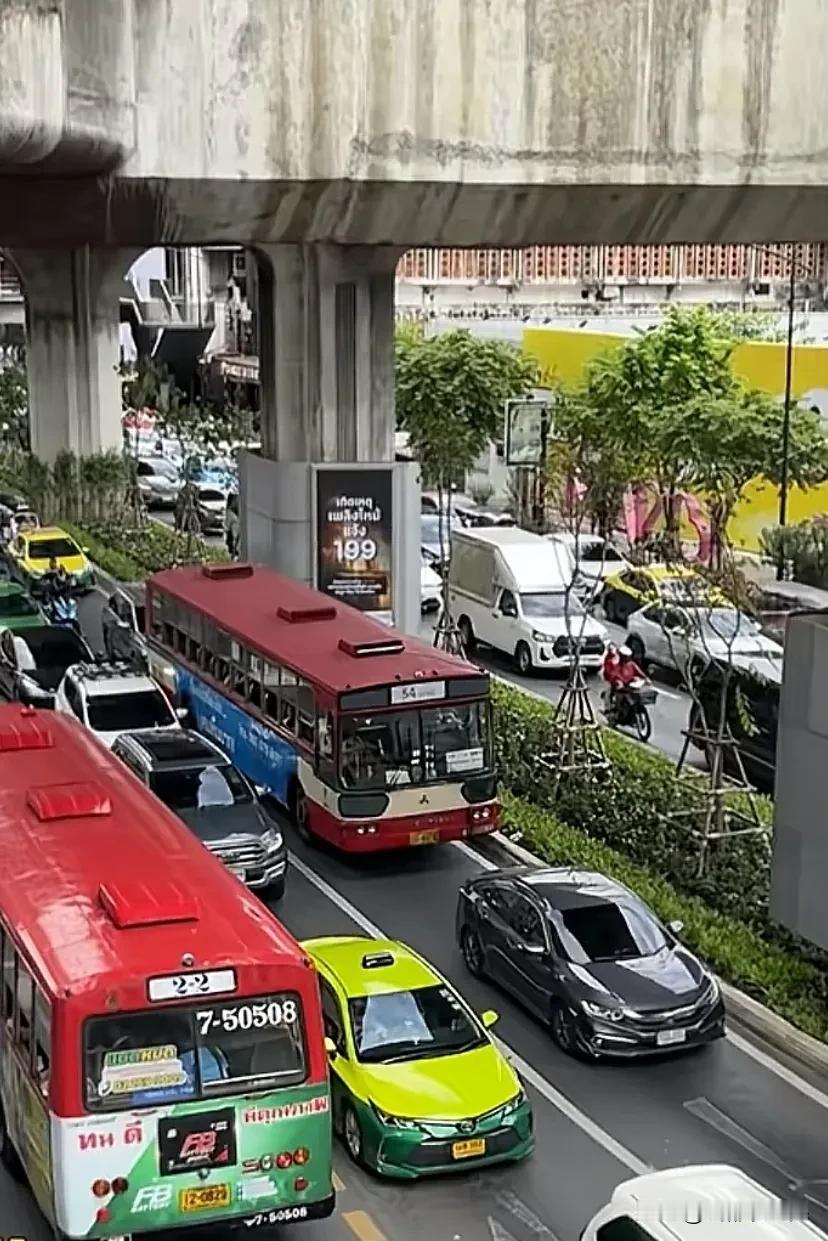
[119,728,225,767]
[67,664,161,697]
[302,936,438,997]
[491,866,632,910]
[646,564,698,579]
[23,525,75,541]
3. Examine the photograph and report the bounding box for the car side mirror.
[480,1010,499,1029]
[668,919,684,936]
[175,707,189,721]
[82,547,89,555]
[521,943,546,956]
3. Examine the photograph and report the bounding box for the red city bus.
[0,705,333,1237]
[146,562,499,853]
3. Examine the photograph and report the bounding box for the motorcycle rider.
[602,643,645,714]
[41,557,70,607]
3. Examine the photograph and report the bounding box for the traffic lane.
[79,587,107,653]
[278,832,828,1231]
[417,619,704,772]
[277,862,632,1241]
[0,1162,55,1241]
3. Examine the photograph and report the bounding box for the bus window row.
[1,930,50,1094]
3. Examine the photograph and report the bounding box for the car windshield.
[86,689,175,732]
[580,543,624,564]
[421,515,456,545]
[348,985,485,1064]
[199,489,225,503]
[520,592,584,618]
[84,994,306,1110]
[553,900,667,964]
[150,763,253,811]
[28,537,78,560]
[697,609,758,641]
[0,591,38,617]
[147,459,178,480]
[339,701,490,790]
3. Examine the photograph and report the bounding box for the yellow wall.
[523,327,828,553]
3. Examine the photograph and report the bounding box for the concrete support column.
[256,243,400,465]
[7,246,138,462]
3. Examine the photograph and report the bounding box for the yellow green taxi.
[303,936,533,1178]
[7,525,94,592]
[600,563,728,627]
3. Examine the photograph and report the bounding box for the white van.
[448,526,608,675]
[581,1165,826,1241]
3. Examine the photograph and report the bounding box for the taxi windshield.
[348,986,485,1064]
[339,701,490,790]
[27,537,79,560]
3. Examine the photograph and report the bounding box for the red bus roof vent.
[338,637,405,658]
[202,562,255,580]
[98,879,200,929]
[27,781,112,822]
[277,604,337,624]
[0,712,54,752]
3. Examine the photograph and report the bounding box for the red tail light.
[95,1207,110,1224]
[276,1151,293,1169]
[91,1179,110,1198]
[294,1176,309,1192]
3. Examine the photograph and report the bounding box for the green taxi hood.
[356,1042,520,1122]
[0,610,47,631]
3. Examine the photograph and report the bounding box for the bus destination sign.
[390,681,446,705]
[148,969,237,1003]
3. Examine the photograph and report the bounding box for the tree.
[0,363,29,450]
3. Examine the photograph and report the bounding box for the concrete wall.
[4,1,828,246]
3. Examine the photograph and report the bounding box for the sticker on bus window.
[390,680,446,705]
[445,747,484,773]
[147,968,237,1002]
[97,1045,191,1101]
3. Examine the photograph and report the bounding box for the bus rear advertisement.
[147,563,499,854]
[0,707,333,1237]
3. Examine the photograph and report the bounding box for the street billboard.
[504,398,551,466]
[314,466,393,613]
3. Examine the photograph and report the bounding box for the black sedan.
[455,867,725,1059]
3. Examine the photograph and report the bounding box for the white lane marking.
[289,853,650,1177]
[684,1096,797,1181]
[455,842,828,1114]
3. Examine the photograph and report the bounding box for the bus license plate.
[180,1184,231,1213]
[452,1138,486,1160]
[410,830,439,846]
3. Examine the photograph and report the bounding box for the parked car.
[194,483,229,534]
[688,655,780,790]
[421,555,442,612]
[135,455,180,508]
[456,867,725,1059]
[599,564,727,627]
[448,526,606,675]
[6,525,94,593]
[626,603,783,681]
[0,624,94,707]
[547,533,630,598]
[421,512,459,576]
[111,729,287,898]
[54,662,183,748]
[0,581,47,632]
[101,584,148,666]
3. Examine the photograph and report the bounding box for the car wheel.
[550,1002,580,1057]
[515,642,533,675]
[343,1103,365,1167]
[460,926,486,978]
[458,616,476,655]
[264,877,286,902]
[626,635,645,664]
[292,785,312,844]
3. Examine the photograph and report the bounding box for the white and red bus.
[0,705,334,1237]
[146,562,498,852]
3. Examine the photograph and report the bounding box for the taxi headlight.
[502,1088,526,1115]
[371,1103,419,1130]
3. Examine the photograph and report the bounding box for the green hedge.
[492,681,777,935]
[500,791,828,1040]
[67,520,228,582]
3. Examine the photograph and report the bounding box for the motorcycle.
[44,582,81,634]
[603,677,657,743]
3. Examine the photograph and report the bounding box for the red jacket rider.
[602,645,644,689]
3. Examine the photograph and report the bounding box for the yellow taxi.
[7,526,94,592]
[599,563,728,627]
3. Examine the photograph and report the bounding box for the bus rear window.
[84,993,306,1110]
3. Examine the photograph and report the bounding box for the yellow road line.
[333,1169,346,1192]
[342,1209,386,1241]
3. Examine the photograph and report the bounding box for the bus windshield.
[339,700,490,790]
[84,993,306,1110]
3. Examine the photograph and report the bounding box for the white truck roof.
[607,1165,825,1241]
[451,526,573,591]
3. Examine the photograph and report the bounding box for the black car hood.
[175,803,265,844]
[23,667,66,692]
[576,945,705,1009]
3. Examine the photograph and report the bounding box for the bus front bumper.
[314,802,499,853]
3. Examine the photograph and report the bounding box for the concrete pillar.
[7,246,138,462]
[256,244,399,465]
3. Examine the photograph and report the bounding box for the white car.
[421,556,442,612]
[504,590,609,674]
[546,532,630,597]
[627,603,784,680]
[54,662,184,748]
[135,456,180,508]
